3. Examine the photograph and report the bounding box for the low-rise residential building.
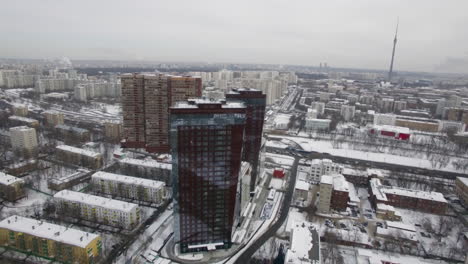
[54,190,140,229]
[455,177,468,206]
[285,221,320,264]
[376,203,402,221]
[55,125,91,143]
[8,115,39,128]
[5,159,37,176]
[91,171,167,204]
[12,104,28,116]
[369,178,447,215]
[48,169,91,191]
[0,172,26,201]
[117,157,172,185]
[104,121,122,142]
[43,110,64,127]
[10,126,38,156]
[294,180,310,202]
[304,118,331,131]
[0,215,101,264]
[55,145,103,170]
[310,159,343,183]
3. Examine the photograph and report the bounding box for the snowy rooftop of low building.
[366,168,384,178]
[8,115,38,123]
[382,187,447,203]
[92,171,165,189]
[9,125,34,132]
[332,174,349,192]
[285,222,320,264]
[376,226,417,242]
[54,190,138,213]
[119,157,172,170]
[372,125,410,134]
[320,175,333,185]
[0,172,24,186]
[306,118,331,123]
[295,180,310,191]
[376,203,395,212]
[274,114,291,124]
[55,124,89,134]
[457,177,468,187]
[56,145,101,158]
[370,178,388,202]
[386,221,416,232]
[0,215,99,248]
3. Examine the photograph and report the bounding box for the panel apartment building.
[55,145,103,170]
[120,73,202,153]
[170,98,246,253]
[0,172,26,202]
[91,171,167,204]
[54,190,140,229]
[0,215,101,264]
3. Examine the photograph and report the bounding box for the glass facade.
[170,101,246,253]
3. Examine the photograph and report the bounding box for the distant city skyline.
[1,0,467,73]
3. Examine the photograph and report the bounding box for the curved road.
[234,156,299,264]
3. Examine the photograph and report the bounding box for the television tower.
[388,19,399,82]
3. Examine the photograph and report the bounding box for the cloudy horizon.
[1,0,467,73]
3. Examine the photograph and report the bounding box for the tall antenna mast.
[388,18,399,82]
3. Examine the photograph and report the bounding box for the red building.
[273,168,285,178]
[369,125,411,140]
[121,73,202,153]
[170,99,246,253]
[226,88,266,191]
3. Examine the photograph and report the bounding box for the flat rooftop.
[0,215,99,248]
[0,172,24,186]
[54,190,138,213]
[56,145,101,158]
[92,171,164,189]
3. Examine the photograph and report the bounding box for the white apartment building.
[54,190,140,229]
[43,110,64,126]
[340,105,356,121]
[318,175,333,214]
[310,101,325,115]
[9,126,38,154]
[373,113,396,126]
[310,159,343,183]
[91,171,167,204]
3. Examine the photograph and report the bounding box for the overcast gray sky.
[1,0,467,72]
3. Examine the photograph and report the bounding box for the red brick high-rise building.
[120,73,202,153]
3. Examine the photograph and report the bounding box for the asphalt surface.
[234,155,299,264]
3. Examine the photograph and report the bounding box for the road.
[234,155,299,264]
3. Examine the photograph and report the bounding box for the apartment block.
[370,178,447,215]
[10,126,38,156]
[12,104,28,116]
[0,172,26,202]
[55,125,91,143]
[170,98,246,253]
[120,73,202,153]
[54,190,140,229]
[43,110,64,126]
[104,121,122,142]
[310,159,344,183]
[0,215,101,264]
[117,157,172,185]
[226,88,266,192]
[91,171,167,204]
[455,177,468,206]
[55,145,103,170]
[8,115,39,128]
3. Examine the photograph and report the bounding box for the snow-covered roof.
[320,175,333,185]
[305,118,331,123]
[386,221,416,232]
[119,157,172,170]
[457,177,468,187]
[332,174,349,192]
[371,125,410,134]
[370,178,387,202]
[92,171,165,189]
[285,222,320,264]
[376,203,395,212]
[382,187,447,203]
[0,215,99,248]
[376,226,417,242]
[56,145,101,158]
[295,180,310,191]
[366,168,384,178]
[0,172,24,186]
[54,190,138,213]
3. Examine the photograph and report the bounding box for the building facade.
[455,177,468,206]
[170,99,246,253]
[0,172,25,202]
[54,190,140,229]
[104,121,122,142]
[226,88,266,192]
[117,157,172,185]
[55,145,103,170]
[10,126,38,156]
[310,159,344,183]
[120,73,202,153]
[43,110,64,127]
[91,171,167,204]
[0,215,101,264]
